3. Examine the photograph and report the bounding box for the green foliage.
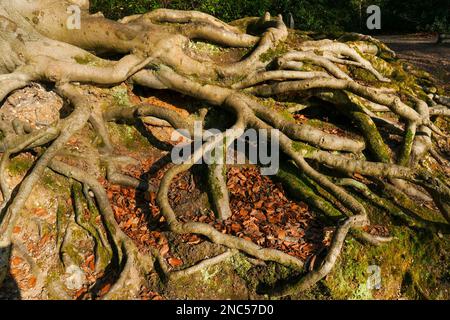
[90,0,449,33]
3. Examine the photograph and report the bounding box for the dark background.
[90,0,450,33]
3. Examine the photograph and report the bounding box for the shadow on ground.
[0,245,21,300]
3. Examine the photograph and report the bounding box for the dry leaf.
[33,208,47,217]
[28,276,37,288]
[12,226,22,234]
[278,230,286,240]
[86,254,95,271]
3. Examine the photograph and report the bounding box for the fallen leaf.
[75,287,88,299]
[354,173,364,180]
[278,230,286,240]
[231,223,241,232]
[33,208,47,217]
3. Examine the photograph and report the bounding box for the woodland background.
[91,0,450,33]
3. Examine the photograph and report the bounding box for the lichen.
[291,141,317,157]
[111,87,131,107]
[189,41,223,55]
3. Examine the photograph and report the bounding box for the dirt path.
[376,33,450,90]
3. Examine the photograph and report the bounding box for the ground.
[1,43,449,298]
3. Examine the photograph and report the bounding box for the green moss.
[291,141,317,158]
[343,93,391,163]
[398,126,415,166]
[363,54,394,77]
[108,122,149,151]
[73,54,105,67]
[61,225,89,267]
[200,264,222,282]
[208,164,224,199]
[350,66,378,83]
[231,253,297,295]
[231,253,253,278]
[189,41,223,55]
[42,171,67,192]
[166,258,249,299]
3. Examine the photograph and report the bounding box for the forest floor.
[376,33,450,90]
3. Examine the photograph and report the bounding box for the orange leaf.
[86,254,95,271]
[278,230,286,240]
[12,226,22,234]
[39,234,50,246]
[231,223,241,232]
[167,257,183,267]
[28,277,37,288]
[354,173,364,180]
[75,287,88,299]
[160,244,170,256]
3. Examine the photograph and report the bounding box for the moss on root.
[259,43,289,63]
[323,225,449,300]
[107,122,150,151]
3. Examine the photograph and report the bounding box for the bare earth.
[376,33,450,90]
